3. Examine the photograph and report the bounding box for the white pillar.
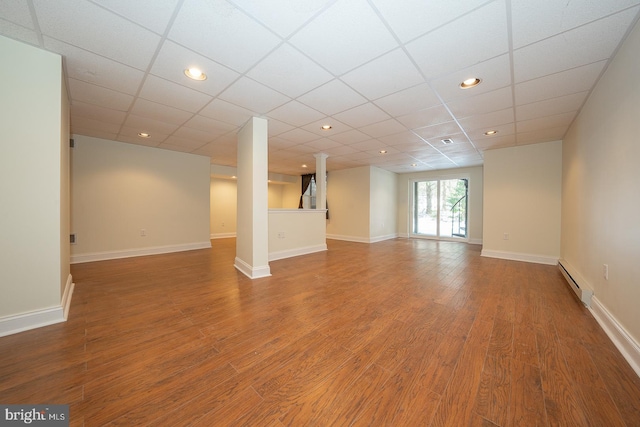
[314,153,328,212]
[234,117,271,279]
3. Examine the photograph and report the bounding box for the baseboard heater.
[558,259,594,307]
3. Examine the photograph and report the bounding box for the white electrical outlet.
[503,233,509,240]
[278,231,285,239]
[140,229,146,237]
[603,264,609,280]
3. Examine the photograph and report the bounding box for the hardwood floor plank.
[1,238,639,425]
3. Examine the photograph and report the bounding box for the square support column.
[314,153,328,213]
[234,117,271,279]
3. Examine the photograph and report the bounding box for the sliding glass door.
[412,178,468,239]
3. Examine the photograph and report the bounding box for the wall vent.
[558,259,593,307]
[70,234,76,244]
[441,138,453,145]
[70,138,75,148]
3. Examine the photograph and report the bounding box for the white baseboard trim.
[589,297,640,378]
[269,244,327,262]
[211,232,236,239]
[326,234,397,244]
[468,238,483,245]
[480,249,558,266]
[71,241,212,264]
[234,257,271,279]
[0,306,65,337]
[61,274,74,320]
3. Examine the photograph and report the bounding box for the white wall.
[0,36,68,325]
[397,166,483,244]
[562,19,640,345]
[71,135,211,262]
[268,209,327,260]
[482,141,562,264]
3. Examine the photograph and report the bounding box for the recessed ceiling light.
[459,77,481,89]
[379,150,387,154]
[321,124,332,130]
[441,138,454,145]
[484,130,498,136]
[231,175,237,179]
[411,163,417,167]
[302,164,308,168]
[184,67,207,81]
[138,132,150,138]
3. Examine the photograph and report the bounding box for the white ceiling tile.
[71,101,127,125]
[344,139,386,152]
[370,0,490,43]
[413,122,463,142]
[232,0,334,38]
[430,54,512,102]
[130,98,193,125]
[511,0,640,49]
[474,134,516,150]
[328,129,372,145]
[71,127,117,141]
[396,105,453,130]
[378,131,426,146]
[161,135,208,150]
[517,127,567,144]
[123,114,180,136]
[150,41,240,97]
[71,116,121,134]
[266,100,325,127]
[457,108,514,131]
[303,138,344,151]
[513,8,639,82]
[297,79,367,115]
[68,78,133,111]
[0,19,40,45]
[117,129,165,146]
[139,75,213,113]
[44,37,144,95]
[333,103,390,128]
[322,144,360,157]
[173,126,216,143]
[360,119,407,138]
[267,119,296,136]
[247,44,333,98]
[517,111,576,134]
[183,115,237,136]
[33,0,161,70]
[447,87,513,118]
[0,1,35,29]
[277,128,321,144]
[168,0,281,73]
[405,1,509,79]
[289,0,398,75]
[373,83,442,117]
[199,99,254,126]
[516,92,587,121]
[514,61,606,105]
[90,0,180,34]
[218,77,290,114]
[340,48,425,100]
[466,122,515,140]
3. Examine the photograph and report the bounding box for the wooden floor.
[1,238,639,426]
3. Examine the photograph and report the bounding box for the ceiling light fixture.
[184,67,207,81]
[321,124,332,130]
[138,132,150,138]
[411,163,417,167]
[302,164,308,168]
[484,130,498,136]
[459,77,481,89]
[379,150,387,154]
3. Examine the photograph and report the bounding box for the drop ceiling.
[1,0,639,175]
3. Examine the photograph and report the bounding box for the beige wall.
[71,135,211,261]
[397,166,483,244]
[326,166,372,241]
[482,141,562,264]
[562,20,640,343]
[0,36,66,318]
[370,167,398,241]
